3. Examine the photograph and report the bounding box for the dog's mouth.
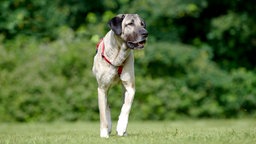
[127,40,147,49]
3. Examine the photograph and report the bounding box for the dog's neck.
[104,30,131,66]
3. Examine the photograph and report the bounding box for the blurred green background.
[0,0,256,122]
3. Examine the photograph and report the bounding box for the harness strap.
[96,39,123,75]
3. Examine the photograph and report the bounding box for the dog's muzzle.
[127,29,148,49]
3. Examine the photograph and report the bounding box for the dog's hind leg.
[98,87,111,138]
[116,81,135,136]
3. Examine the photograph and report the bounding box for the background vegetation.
[0,0,256,122]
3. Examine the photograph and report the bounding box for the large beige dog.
[92,14,148,138]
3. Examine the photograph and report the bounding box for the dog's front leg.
[116,81,135,136]
[98,87,111,138]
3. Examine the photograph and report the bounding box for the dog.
[92,14,148,138]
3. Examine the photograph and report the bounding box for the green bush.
[1,31,256,122]
[0,28,98,122]
[132,41,256,120]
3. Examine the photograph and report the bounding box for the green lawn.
[0,119,255,144]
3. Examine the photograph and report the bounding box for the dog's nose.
[142,31,148,37]
[140,29,148,37]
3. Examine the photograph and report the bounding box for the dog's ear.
[108,14,125,35]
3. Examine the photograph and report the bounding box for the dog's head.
[108,14,148,49]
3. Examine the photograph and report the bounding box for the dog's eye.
[141,22,146,28]
[126,22,134,26]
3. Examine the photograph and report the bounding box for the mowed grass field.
[0,119,255,144]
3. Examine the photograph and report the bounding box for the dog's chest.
[105,46,119,62]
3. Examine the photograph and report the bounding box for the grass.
[0,119,255,144]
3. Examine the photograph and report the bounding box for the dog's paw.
[116,130,128,137]
[116,125,127,137]
[100,128,109,138]
[116,117,128,136]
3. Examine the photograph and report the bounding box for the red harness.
[96,39,123,75]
